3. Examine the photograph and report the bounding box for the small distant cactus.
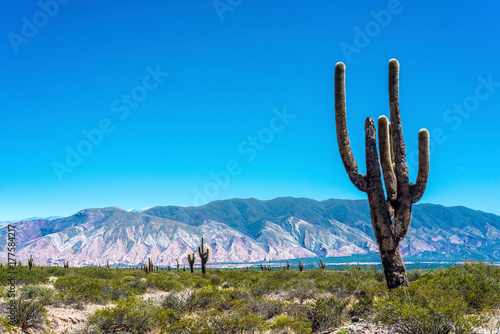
[286,260,290,270]
[260,263,264,271]
[187,253,196,273]
[319,258,326,269]
[149,258,154,272]
[198,237,210,275]
[299,260,304,272]
[176,259,180,271]
[64,261,69,269]
[106,260,110,269]
[28,255,34,270]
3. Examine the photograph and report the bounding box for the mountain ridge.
[1,197,499,266]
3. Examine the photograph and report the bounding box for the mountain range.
[1,197,499,267]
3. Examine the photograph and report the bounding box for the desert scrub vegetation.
[86,295,167,333]
[375,260,500,334]
[0,265,50,285]
[54,271,149,304]
[9,298,48,331]
[79,261,499,333]
[0,261,498,333]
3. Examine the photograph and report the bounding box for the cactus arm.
[335,62,368,192]
[388,59,412,239]
[378,116,397,202]
[410,129,430,203]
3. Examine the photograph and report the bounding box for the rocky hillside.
[1,197,499,266]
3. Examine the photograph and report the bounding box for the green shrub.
[285,279,317,304]
[161,286,225,314]
[307,296,348,333]
[161,293,185,313]
[18,284,58,306]
[271,314,311,334]
[375,282,473,334]
[313,265,386,300]
[148,272,184,292]
[209,274,221,285]
[55,274,144,304]
[376,261,500,334]
[9,298,47,331]
[246,298,286,320]
[87,295,159,334]
[416,261,500,312]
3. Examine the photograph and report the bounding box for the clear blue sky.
[1,0,499,220]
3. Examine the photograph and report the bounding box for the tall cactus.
[28,255,34,270]
[149,258,154,272]
[187,253,196,273]
[198,237,209,275]
[319,258,326,269]
[334,59,429,289]
[298,260,304,272]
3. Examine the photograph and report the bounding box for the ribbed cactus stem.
[198,237,209,275]
[298,260,304,272]
[411,129,430,203]
[187,253,196,273]
[333,59,430,289]
[335,62,368,192]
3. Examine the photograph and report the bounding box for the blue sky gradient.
[1,0,499,220]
